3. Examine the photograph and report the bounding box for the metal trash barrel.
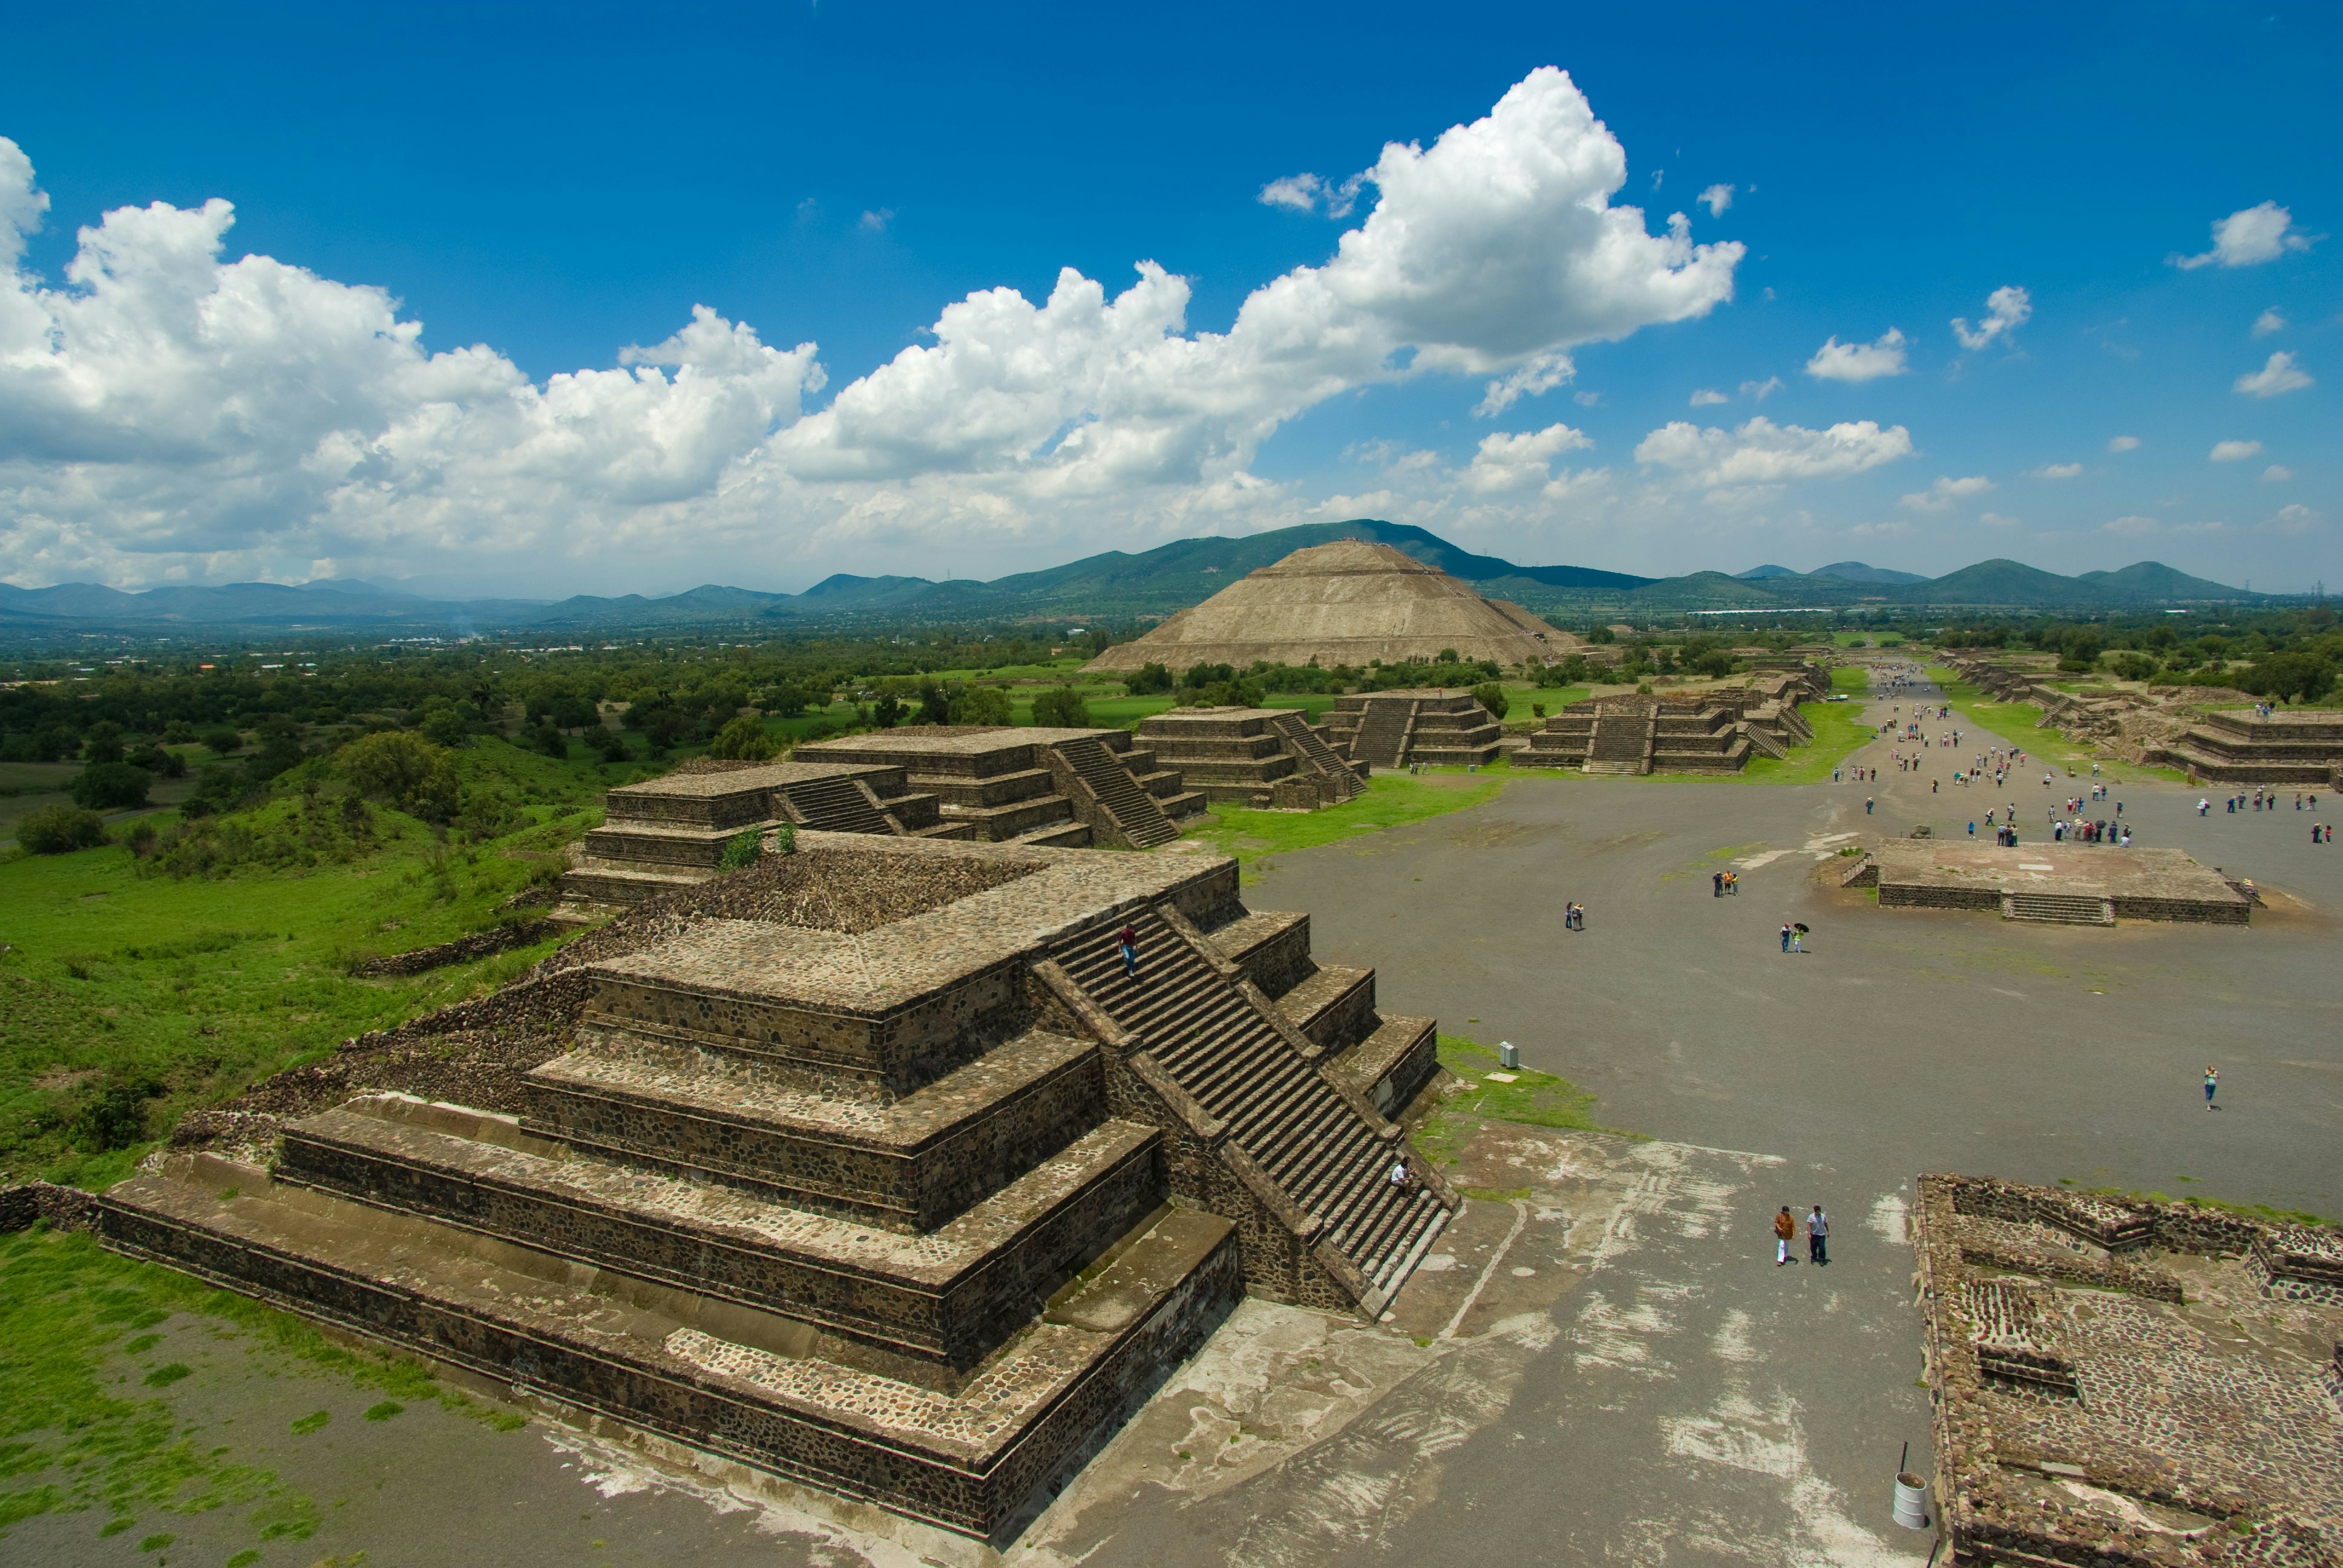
[1498,1041,1519,1070]
[1892,1472,1929,1530]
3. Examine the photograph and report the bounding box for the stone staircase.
[1050,910,1449,1308]
[1268,711,1366,800]
[1051,735,1181,848]
[1584,708,1655,776]
[778,774,897,835]
[1351,700,1417,769]
[2002,892,2114,926]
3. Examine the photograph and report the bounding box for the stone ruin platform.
[1320,688,1502,770]
[1135,707,1366,808]
[2151,708,2343,788]
[1843,839,2250,926]
[92,834,1450,1539]
[1517,673,1821,776]
[1913,1174,2343,1566]
[797,726,1205,851]
[557,759,972,915]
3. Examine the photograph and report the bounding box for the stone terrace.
[558,759,968,913]
[796,727,1205,849]
[2151,709,2343,788]
[93,833,1451,1539]
[1914,1173,2343,1566]
[1320,689,1502,770]
[1135,707,1367,809]
[1844,839,2251,926]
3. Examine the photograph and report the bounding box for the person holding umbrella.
[1791,922,1809,953]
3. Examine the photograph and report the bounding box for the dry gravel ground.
[41,670,2341,1567]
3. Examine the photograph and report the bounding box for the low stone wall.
[349,920,560,978]
[1878,883,2001,912]
[2106,894,2251,926]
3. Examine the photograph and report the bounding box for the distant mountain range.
[0,520,2273,641]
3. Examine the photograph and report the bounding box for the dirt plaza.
[22,668,2341,1568]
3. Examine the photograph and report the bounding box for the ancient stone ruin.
[793,727,1204,851]
[1913,1173,2343,1564]
[1517,671,1823,775]
[1134,707,1368,808]
[1080,539,1591,674]
[1842,839,2251,926]
[2149,710,2343,788]
[91,834,1450,1538]
[1319,688,1504,769]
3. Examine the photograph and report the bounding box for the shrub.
[1123,662,1173,696]
[339,730,459,820]
[2106,652,2160,683]
[708,714,781,760]
[1182,662,1236,689]
[201,728,243,757]
[70,1073,162,1152]
[1030,684,1091,728]
[525,724,570,759]
[80,721,126,765]
[1471,682,1509,720]
[126,742,188,779]
[717,829,765,871]
[71,760,152,810]
[417,704,470,748]
[585,725,631,762]
[126,820,159,858]
[16,805,108,854]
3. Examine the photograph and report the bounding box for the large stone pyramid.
[1080,540,1586,672]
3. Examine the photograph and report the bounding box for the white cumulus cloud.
[1951,285,2030,352]
[1898,475,1994,512]
[2170,201,2316,269]
[1467,423,1593,492]
[2027,462,2083,479]
[1257,171,1368,218]
[2263,464,2293,482]
[2209,440,2263,462]
[2233,350,2312,397]
[1804,328,1909,382]
[1697,183,1734,217]
[1739,375,1783,400]
[2252,307,2286,338]
[1689,388,1728,406]
[1633,416,1913,488]
[1475,350,1575,417]
[0,71,1746,587]
[2107,435,2140,453]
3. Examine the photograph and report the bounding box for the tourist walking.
[1780,922,1792,953]
[1774,1205,1796,1266]
[2204,1065,2219,1111]
[1118,922,1139,978]
[1807,1206,1829,1264]
[1714,871,1725,897]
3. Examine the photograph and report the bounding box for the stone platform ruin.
[1843,840,2251,926]
[1913,1173,2343,1565]
[796,727,1205,851]
[1320,689,1503,769]
[559,759,972,912]
[1517,671,1823,775]
[91,834,1450,1539]
[1134,707,1367,808]
[2151,710,2343,788]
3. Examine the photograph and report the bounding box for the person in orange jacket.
[1773,1205,1796,1265]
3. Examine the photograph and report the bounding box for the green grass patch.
[0,1226,506,1546]
[2083,1184,2332,1228]
[1181,773,1504,872]
[1411,1034,1632,1167]
[0,736,620,1185]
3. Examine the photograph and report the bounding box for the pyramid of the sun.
[1081,540,1585,672]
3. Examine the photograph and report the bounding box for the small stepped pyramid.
[90,834,1453,1537]
[1268,711,1367,800]
[776,773,897,834]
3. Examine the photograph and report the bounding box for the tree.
[80,721,126,765]
[953,684,1015,726]
[1183,662,1236,689]
[1471,682,1510,720]
[16,805,108,854]
[708,715,781,760]
[201,727,243,757]
[585,725,630,762]
[418,704,470,748]
[72,761,151,810]
[1031,684,1090,728]
[339,730,459,820]
[1122,662,1173,695]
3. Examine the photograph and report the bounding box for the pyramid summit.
[1080,539,1588,673]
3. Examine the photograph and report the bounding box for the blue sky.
[1,2,2335,596]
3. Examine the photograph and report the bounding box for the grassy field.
[1928,666,2186,782]
[1181,773,1506,874]
[0,737,643,1188]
